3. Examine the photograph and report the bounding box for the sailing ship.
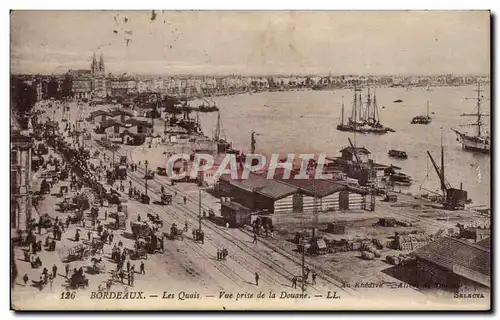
[198,98,219,112]
[411,101,432,124]
[213,111,239,154]
[336,96,350,131]
[451,81,490,153]
[336,87,395,134]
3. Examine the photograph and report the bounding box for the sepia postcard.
[10,10,491,311]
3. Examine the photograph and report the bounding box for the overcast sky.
[10,10,490,76]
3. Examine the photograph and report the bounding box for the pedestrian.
[216,249,220,260]
[82,218,86,228]
[23,274,29,286]
[109,231,114,244]
[75,230,80,242]
[183,196,187,205]
[292,276,297,289]
[255,272,259,286]
[87,231,91,242]
[312,271,317,285]
[106,280,112,291]
[253,234,257,244]
[65,264,70,278]
[66,217,70,229]
[137,214,141,222]
[52,264,57,278]
[49,275,53,290]
[140,261,145,275]
[223,248,228,260]
[127,261,131,273]
[119,270,124,284]
[104,210,108,220]
[127,272,131,286]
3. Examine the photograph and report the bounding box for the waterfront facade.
[10,115,33,232]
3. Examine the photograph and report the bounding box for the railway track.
[120,146,357,296]
[126,170,324,293]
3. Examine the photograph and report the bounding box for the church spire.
[99,52,105,73]
[91,52,97,74]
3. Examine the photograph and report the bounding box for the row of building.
[17,51,490,101]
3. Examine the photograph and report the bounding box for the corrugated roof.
[413,237,490,277]
[124,118,153,128]
[99,119,124,129]
[108,109,134,117]
[477,237,491,250]
[278,178,346,197]
[222,201,251,211]
[90,110,110,118]
[220,173,270,192]
[256,180,299,200]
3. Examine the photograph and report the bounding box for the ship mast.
[340,96,344,125]
[440,128,445,196]
[461,80,488,138]
[426,101,430,118]
[476,81,482,137]
[373,88,380,123]
[351,89,357,123]
[365,88,371,122]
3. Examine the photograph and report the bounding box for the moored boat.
[411,101,432,124]
[388,149,408,159]
[451,81,490,154]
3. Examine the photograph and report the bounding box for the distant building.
[69,52,107,99]
[72,76,92,99]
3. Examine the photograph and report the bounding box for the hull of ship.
[462,140,490,153]
[454,131,490,154]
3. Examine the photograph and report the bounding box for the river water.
[198,85,491,207]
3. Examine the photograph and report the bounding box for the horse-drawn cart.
[147,213,164,228]
[169,223,184,240]
[66,244,91,262]
[130,221,154,239]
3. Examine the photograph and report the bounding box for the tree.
[11,76,37,117]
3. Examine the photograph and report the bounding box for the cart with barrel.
[66,243,91,262]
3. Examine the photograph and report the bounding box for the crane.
[426,149,467,210]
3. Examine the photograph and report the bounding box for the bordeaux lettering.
[89,291,145,299]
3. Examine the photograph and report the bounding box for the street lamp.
[300,239,310,293]
[145,160,149,196]
[198,187,210,231]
